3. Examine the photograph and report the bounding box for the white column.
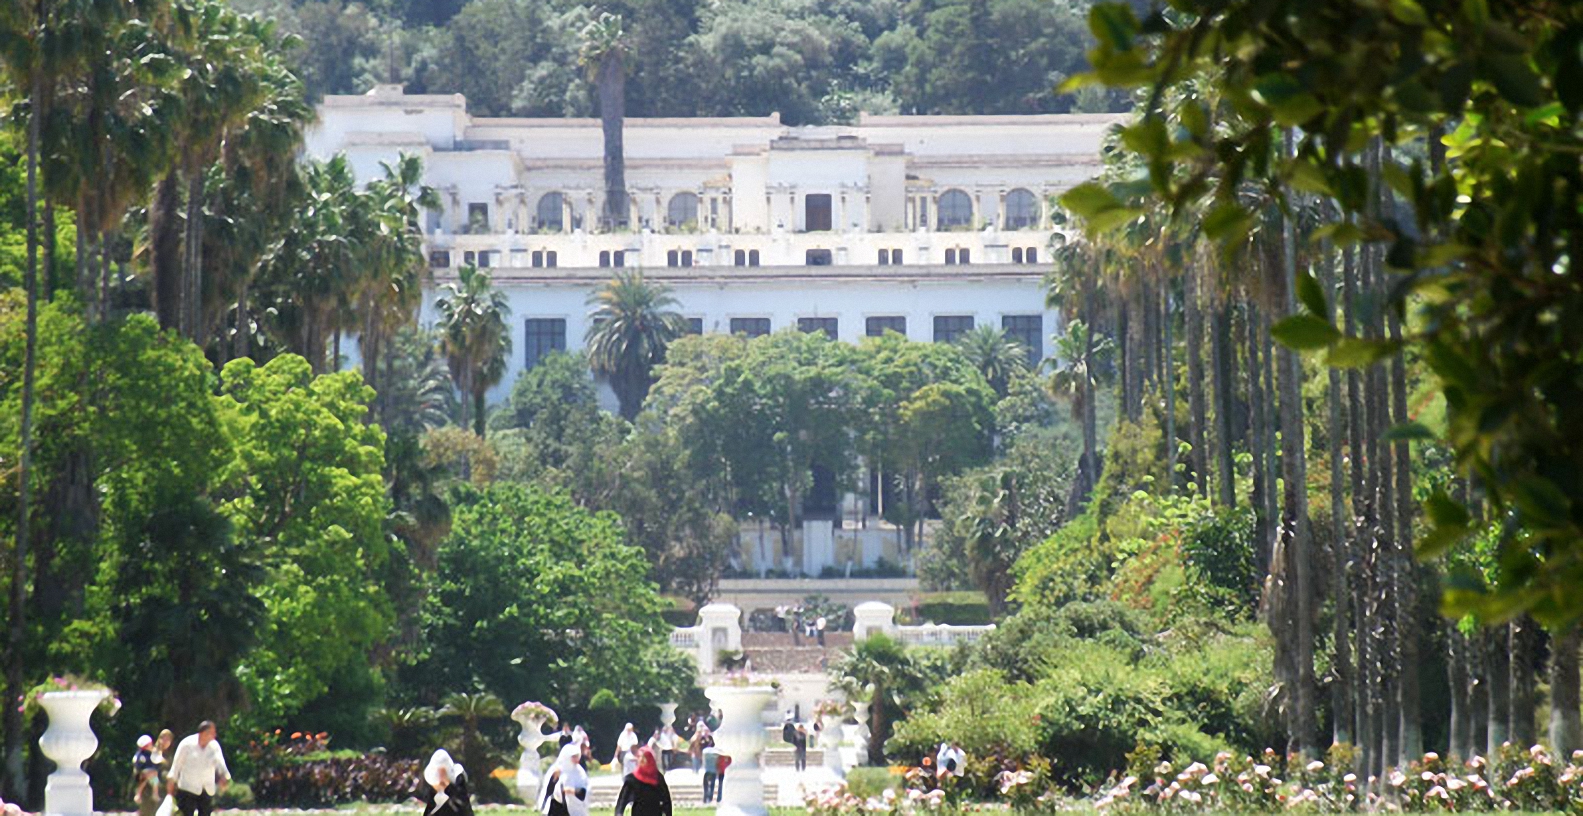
[852,601,896,642]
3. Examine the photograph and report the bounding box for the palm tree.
[358,153,439,401]
[831,634,912,766]
[958,469,1020,616]
[1047,318,1111,514]
[954,324,1028,398]
[585,270,686,420]
[437,265,512,436]
[578,12,628,230]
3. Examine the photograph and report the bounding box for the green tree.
[212,354,392,729]
[436,264,511,436]
[854,333,995,551]
[585,271,686,420]
[412,483,692,709]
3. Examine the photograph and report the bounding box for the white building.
[307,85,1123,402]
[306,86,1121,575]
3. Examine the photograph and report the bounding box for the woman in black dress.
[614,747,671,816]
[420,750,473,816]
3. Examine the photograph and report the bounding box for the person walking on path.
[167,722,230,816]
[419,749,474,816]
[700,742,721,803]
[793,724,808,772]
[614,746,671,816]
[540,744,591,816]
[133,735,162,816]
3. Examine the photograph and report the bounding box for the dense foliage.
[233,0,1133,122]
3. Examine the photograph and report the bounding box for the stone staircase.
[739,631,854,674]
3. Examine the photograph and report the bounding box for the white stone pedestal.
[39,690,108,816]
[706,685,774,816]
[513,715,551,800]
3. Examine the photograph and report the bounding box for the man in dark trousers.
[167,722,230,816]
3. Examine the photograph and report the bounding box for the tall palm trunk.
[1550,623,1582,755]
[1509,617,1540,747]
[184,165,206,341]
[151,171,183,331]
[1211,304,1236,508]
[1161,283,1176,490]
[1447,624,1469,760]
[1246,302,1271,577]
[598,54,628,230]
[1277,138,1316,755]
[6,66,44,804]
[1185,266,1208,499]
[1486,625,1511,754]
[1322,240,1352,745]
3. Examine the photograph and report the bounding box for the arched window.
[667,192,700,230]
[1005,188,1039,230]
[938,189,973,229]
[536,192,564,232]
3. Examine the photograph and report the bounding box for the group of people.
[776,605,828,647]
[132,722,233,816]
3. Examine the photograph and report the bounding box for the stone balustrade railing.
[894,622,996,646]
[669,626,702,649]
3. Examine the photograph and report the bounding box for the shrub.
[250,754,420,807]
[845,767,902,799]
[1011,509,1108,608]
[912,592,992,625]
[1180,508,1258,614]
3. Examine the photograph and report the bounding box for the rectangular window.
[748,249,760,266]
[524,318,567,369]
[614,250,625,268]
[600,250,611,267]
[681,250,693,268]
[945,248,957,265]
[464,250,477,266]
[806,249,833,266]
[667,249,679,267]
[958,248,970,264]
[892,249,903,264]
[878,249,890,265]
[797,317,838,340]
[546,251,557,268]
[531,250,544,268]
[685,317,704,335]
[429,250,450,268]
[1002,315,1043,367]
[735,249,747,266]
[933,315,974,344]
[467,202,489,233]
[1024,247,1037,264]
[866,316,906,337]
[730,317,771,337]
[918,197,928,228]
[1012,247,1024,264]
[805,194,832,231]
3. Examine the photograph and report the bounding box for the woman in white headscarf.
[614,723,640,768]
[538,743,589,816]
[420,750,473,816]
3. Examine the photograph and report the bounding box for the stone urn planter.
[511,702,556,800]
[851,701,871,763]
[819,714,845,774]
[39,689,110,816]
[705,684,775,816]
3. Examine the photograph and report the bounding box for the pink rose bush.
[805,781,949,816]
[1094,743,1583,813]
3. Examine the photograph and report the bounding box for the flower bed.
[1093,744,1583,813]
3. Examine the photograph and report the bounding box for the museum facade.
[306,84,1124,406]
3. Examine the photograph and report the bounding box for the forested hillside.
[231,0,1132,122]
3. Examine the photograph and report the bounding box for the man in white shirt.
[167,721,230,816]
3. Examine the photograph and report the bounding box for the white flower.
[1201,773,1219,785]
[1180,790,1202,804]
[1306,760,1325,773]
[1389,771,1407,787]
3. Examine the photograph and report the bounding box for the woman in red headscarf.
[613,747,671,816]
